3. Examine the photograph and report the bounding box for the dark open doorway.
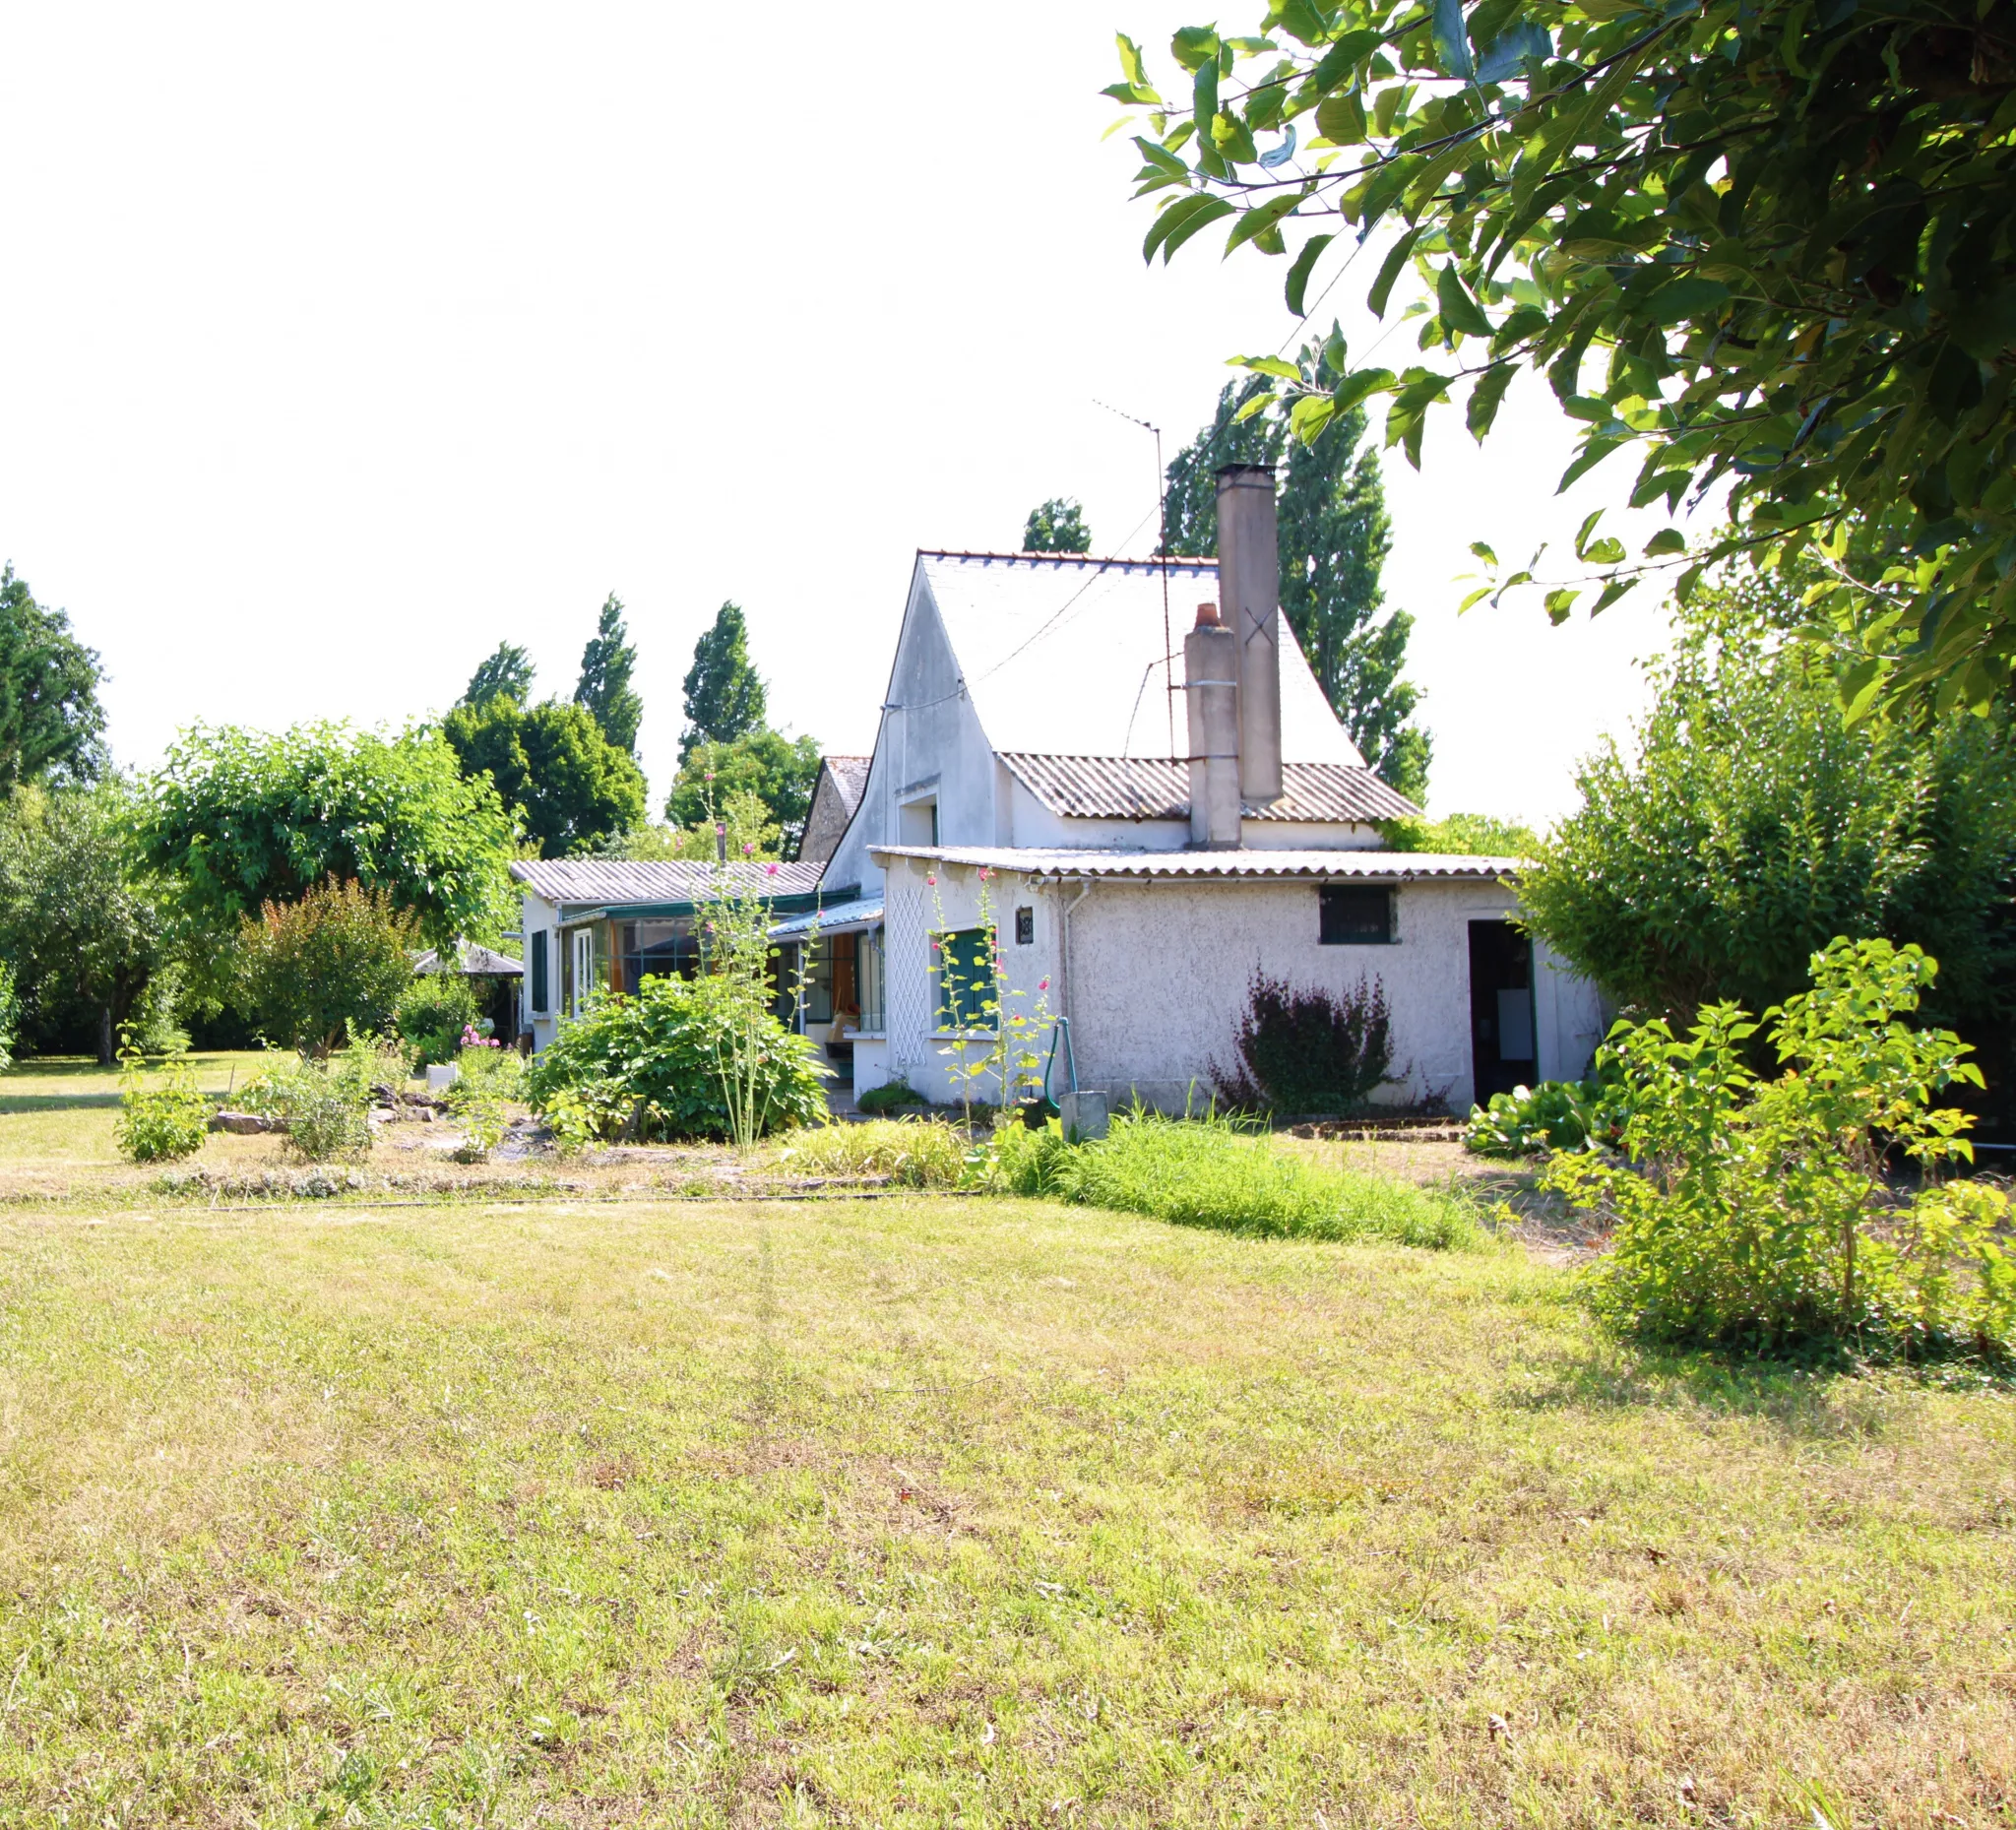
[1469,920,1537,1101]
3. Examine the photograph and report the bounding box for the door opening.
[1468,920,1536,1101]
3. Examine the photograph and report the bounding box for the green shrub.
[237,1037,393,1161]
[1550,937,2016,1361]
[856,1077,927,1114]
[446,1079,507,1163]
[783,1117,969,1187]
[456,1039,525,1101]
[1212,970,1395,1114]
[1466,1081,1593,1158]
[525,972,827,1146]
[996,1108,1484,1250]
[114,1037,211,1164]
[395,974,480,1067]
[236,878,420,1056]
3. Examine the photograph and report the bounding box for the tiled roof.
[510,858,826,907]
[997,753,1419,824]
[914,551,1362,768]
[867,845,1522,882]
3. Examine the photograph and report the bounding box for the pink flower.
[1039,977,1050,991]
[978,867,992,881]
[925,873,936,886]
[705,771,717,783]
[765,862,779,876]
[742,842,754,856]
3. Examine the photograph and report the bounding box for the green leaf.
[1642,276,1732,326]
[1192,58,1220,141]
[1144,193,1236,264]
[1289,394,1338,442]
[1436,265,1493,338]
[1544,587,1580,623]
[1558,436,1626,492]
[1467,362,1516,440]
[1224,186,1307,254]
[1471,541,1499,566]
[1116,32,1150,87]
[1310,27,1385,88]
[1589,576,1639,614]
[1270,0,1334,47]
[1642,528,1688,557]
[1285,232,1335,315]
[1315,89,1367,144]
[1367,226,1424,318]
[1458,585,1495,611]
[1430,0,1475,80]
[1232,354,1303,381]
[1574,509,1606,559]
[1172,26,1223,71]
[1330,366,1397,413]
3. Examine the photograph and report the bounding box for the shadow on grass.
[1504,1329,2013,1440]
[0,1093,124,1112]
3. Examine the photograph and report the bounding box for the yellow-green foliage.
[782,1117,970,1187]
[0,1199,2008,1825]
[997,1108,1484,1250]
[112,1042,210,1165]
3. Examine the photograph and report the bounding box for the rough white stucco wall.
[863,863,1606,1111]
[521,892,562,1053]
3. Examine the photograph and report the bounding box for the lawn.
[0,1197,2009,1827]
[0,1052,270,1169]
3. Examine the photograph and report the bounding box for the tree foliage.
[138,722,517,951]
[1384,809,1540,854]
[465,642,535,708]
[0,565,106,792]
[1108,1,2016,714]
[680,602,768,761]
[1519,576,2016,1030]
[0,779,181,1062]
[441,695,646,860]
[235,877,420,1057]
[1023,498,1094,553]
[574,593,643,755]
[664,732,823,857]
[1164,370,1429,797]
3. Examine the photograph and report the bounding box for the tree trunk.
[97,1004,113,1066]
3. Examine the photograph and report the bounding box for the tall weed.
[997,1107,1483,1250]
[782,1118,969,1188]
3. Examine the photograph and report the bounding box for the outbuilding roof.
[997,752,1418,825]
[511,858,826,908]
[867,844,1521,882]
[915,551,1363,769]
[768,893,885,940]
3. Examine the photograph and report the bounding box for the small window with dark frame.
[1319,884,1394,945]
[1014,905,1035,946]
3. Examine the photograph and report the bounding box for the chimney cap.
[1193,600,1222,627]
[1214,461,1278,484]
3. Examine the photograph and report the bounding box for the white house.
[791,464,1606,1114]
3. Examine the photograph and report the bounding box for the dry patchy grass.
[0,1196,2009,1826]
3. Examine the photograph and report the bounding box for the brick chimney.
[1214,463,1282,803]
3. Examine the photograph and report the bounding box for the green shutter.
[934,926,997,1032]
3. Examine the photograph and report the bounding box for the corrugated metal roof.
[415,942,523,976]
[769,894,884,940]
[915,552,1363,769]
[997,753,1419,824]
[511,858,826,907]
[867,844,1522,882]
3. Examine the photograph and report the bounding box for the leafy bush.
[236,878,420,1056]
[456,1037,525,1100]
[1550,938,2016,1361]
[783,1118,969,1187]
[525,971,827,1146]
[1213,969,1395,1114]
[996,1109,1483,1251]
[445,1080,507,1163]
[0,960,17,1073]
[395,974,479,1067]
[856,1077,927,1115]
[1466,1081,1594,1158]
[237,1038,394,1161]
[114,1037,211,1164]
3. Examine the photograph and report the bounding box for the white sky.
[0,3,1691,827]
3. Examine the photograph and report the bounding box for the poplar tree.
[679,602,768,761]
[465,642,534,708]
[574,594,643,755]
